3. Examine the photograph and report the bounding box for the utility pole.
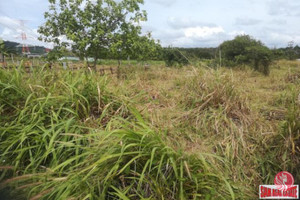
[15,20,31,55]
[20,20,30,55]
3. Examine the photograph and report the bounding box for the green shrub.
[220,35,272,75]
[163,47,189,67]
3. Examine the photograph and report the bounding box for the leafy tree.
[286,41,297,60]
[220,35,272,75]
[220,35,262,63]
[163,47,189,67]
[0,39,16,56]
[272,48,286,60]
[245,45,272,75]
[132,33,162,62]
[38,0,147,68]
[271,44,300,60]
[293,45,300,59]
[44,46,66,68]
[0,39,4,63]
[109,31,161,64]
[0,38,4,49]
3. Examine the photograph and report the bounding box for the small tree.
[163,47,189,67]
[44,46,66,69]
[132,33,162,62]
[245,45,272,75]
[0,39,16,65]
[109,30,161,65]
[0,39,16,57]
[286,41,297,60]
[0,39,4,63]
[39,0,147,68]
[220,35,272,75]
[220,35,262,63]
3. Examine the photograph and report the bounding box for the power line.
[0,12,52,49]
[15,20,31,54]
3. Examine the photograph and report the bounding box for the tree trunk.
[86,57,97,71]
[48,62,53,69]
[254,59,259,71]
[92,57,98,70]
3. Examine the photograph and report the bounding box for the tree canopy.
[38,0,156,67]
[220,35,273,75]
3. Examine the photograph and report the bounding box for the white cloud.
[0,16,23,32]
[270,19,287,25]
[235,17,261,26]
[2,0,300,48]
[0,16,52,48]
[184,26,225,38]
[151,0,176,7]
[268,0,300,16]
[0,28,15,38]
[260,32,300,47]
[167,17,216,29]
[229,30,246,36]
[0,16,39,39]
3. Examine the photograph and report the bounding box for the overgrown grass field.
[0,60,299,199]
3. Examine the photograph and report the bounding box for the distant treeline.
[3,41,48,55]
[174,46,300,61]
[2,40,300,61]
[162,35,300,76]
[272,45,300,60]
[176,48,217,60]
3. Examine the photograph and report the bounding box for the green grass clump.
[0,67,237,199]
[2,112,236,199]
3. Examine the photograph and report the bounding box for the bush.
[220,35,272,75]
[163,47,189,67]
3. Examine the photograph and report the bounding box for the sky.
[0,0,300,48]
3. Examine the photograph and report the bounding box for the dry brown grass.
[1,59,299,199]
[108,60,300,195]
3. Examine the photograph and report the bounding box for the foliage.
[0,39,4,61]
[0,38,16,56]
[131,33,162,62]
[285,42,299,60]
[107,32,162,62]
[38,0,150,68]
[0,38,4,51]
[245,45,272,75]
[220,35,273,75]
[163,47,189,67]
[44,46,65,65]
[178,48,216,60]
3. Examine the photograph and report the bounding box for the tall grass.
[0,61,299,199]
[0,67,236,199]
[3,112,237,199]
